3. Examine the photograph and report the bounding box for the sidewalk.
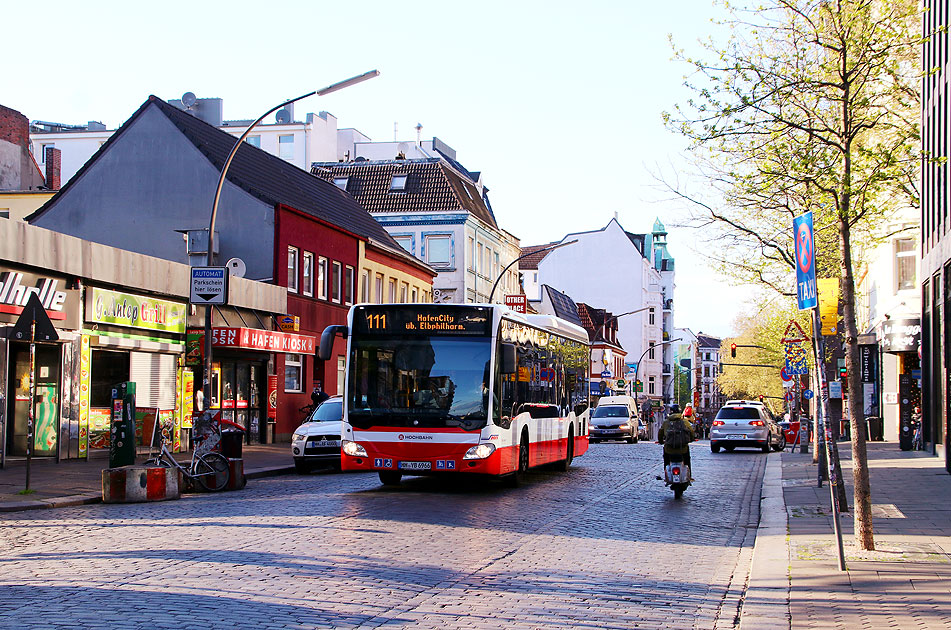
[744,441,951,629]
[0,443,295,512]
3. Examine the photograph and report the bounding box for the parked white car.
[291,396,343,473]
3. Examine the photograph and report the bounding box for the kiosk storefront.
[186,326,315,444]
[0,267,82,461]
[81,287,188,455]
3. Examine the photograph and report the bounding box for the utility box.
[110,381,136,468]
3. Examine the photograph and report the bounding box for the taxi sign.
[190,267,228,305]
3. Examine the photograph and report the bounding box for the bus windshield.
[349,336,492,431]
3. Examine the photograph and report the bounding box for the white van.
[597,395,639,417]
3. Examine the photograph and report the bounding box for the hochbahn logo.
[398,434,434,441]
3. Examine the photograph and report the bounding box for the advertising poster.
[78,334,91,458]
[817,278,839,335]
[267,374,278,419]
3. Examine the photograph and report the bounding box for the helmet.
[668,403,681,414]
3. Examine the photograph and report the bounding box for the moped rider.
[658,403,695,473]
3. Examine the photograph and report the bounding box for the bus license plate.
[399,461,432,470]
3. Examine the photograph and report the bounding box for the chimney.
[45,147,61,190]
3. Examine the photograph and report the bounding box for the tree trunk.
[838,215,875,551]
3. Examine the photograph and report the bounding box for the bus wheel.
[506,435,529,487]
[557,428,574,472]
[379,471,402,486]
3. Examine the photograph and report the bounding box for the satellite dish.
[181,92,197,108]
[226,258,247,278]
[275,109,291,124]
[397,142,412,155]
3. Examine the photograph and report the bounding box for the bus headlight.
[463,443,496,460]
[342,440,367,457]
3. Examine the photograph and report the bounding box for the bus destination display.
[353,306,491,336]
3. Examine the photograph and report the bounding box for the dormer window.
[390,174,408,192]
[333,177,348,191]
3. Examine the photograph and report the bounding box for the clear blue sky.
[4,0,747,338]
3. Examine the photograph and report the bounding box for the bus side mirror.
[501,343,517,374]
[318,325,348,361]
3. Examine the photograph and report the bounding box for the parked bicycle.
[144,411,231,491]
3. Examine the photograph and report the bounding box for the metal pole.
[201,71,379,414]
[487,239,578,303]
[25,319,35,492]
[811,307,847,571]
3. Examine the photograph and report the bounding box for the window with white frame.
[896,238,916,291]
[331,261,342,303]
[375,274,384,304]
[467,237,474,270]
[278,135,294,160]
[388,278,397,303]
[411,287,418,302]
[649,308,655,325]
[360,269,370,303]
[394,235,413,254]
[400,282,408,303]
[287,246,298,293]
[648,342,655,360]
[317,256,328,299]
[345,266,354,305]
[284,353,302,392]
[648,376,655,395]
[333,176,348,191]
[246,135,261,148]
[425,234,452,267]
[39,143,55,164]
[301,252,313,296]
[477,243,483,276]
[390,174,408,192]
[494,251,500,280]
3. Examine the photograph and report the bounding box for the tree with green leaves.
[666,0,921,550]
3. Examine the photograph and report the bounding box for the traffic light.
[758,395,764,403]
[839,365,847,380]
[731,343,737,358]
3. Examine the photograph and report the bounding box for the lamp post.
[486,239,578,304]
[597,306,652,395]
[632,337,681,435]
[201,70,379,411]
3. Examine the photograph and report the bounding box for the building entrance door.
[6,342,60,457]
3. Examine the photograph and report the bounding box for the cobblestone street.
[0,442,767,629]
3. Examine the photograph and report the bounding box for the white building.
[527,217,676,407]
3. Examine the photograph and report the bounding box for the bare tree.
[666,0,920,550]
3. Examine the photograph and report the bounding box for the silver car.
[710,402,785,453]
[589,404,639,443]
[291,396,343,472]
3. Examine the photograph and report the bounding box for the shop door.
[218,361,265,444]
[6,343,60,457]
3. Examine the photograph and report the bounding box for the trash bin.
[866,416,884,441]
[220,430,243,459]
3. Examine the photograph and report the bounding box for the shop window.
[287,246,298,293]
[285,353,302,392]
[332,261,342,303]
[302,252,313,296]
[90,350,130,407]
[345,266,355,305]
[318,256,328,299]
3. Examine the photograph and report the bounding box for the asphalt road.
[0,441,768,630]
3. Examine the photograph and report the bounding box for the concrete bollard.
[102,466,181,503]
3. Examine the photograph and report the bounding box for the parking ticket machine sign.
[793,212,817,310]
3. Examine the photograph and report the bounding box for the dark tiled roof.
[542,285,583,327]
[576,302,624,349]
[625,231,646,256]
[29,96,404,252]
[518,243,558,270]
[697,334,722,348]
[311,158,498,229]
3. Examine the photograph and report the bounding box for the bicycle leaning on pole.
[144,410,231,492]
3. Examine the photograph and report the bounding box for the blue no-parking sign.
[793,212,817,310]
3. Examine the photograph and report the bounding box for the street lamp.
[201,70,380,410]
[486,239,578,303]
[632,337,681,430]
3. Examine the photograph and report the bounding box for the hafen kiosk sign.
[86,287,187,334]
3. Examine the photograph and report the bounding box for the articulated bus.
[318,303,591,486]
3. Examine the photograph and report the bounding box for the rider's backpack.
[665,417,690,450]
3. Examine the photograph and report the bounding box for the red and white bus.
[318,303,591,485]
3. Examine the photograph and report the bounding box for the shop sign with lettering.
[86,287,187,334]
[212,327,315,354]
[0,268,81,328]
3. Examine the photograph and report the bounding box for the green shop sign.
[86,287,186,334]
